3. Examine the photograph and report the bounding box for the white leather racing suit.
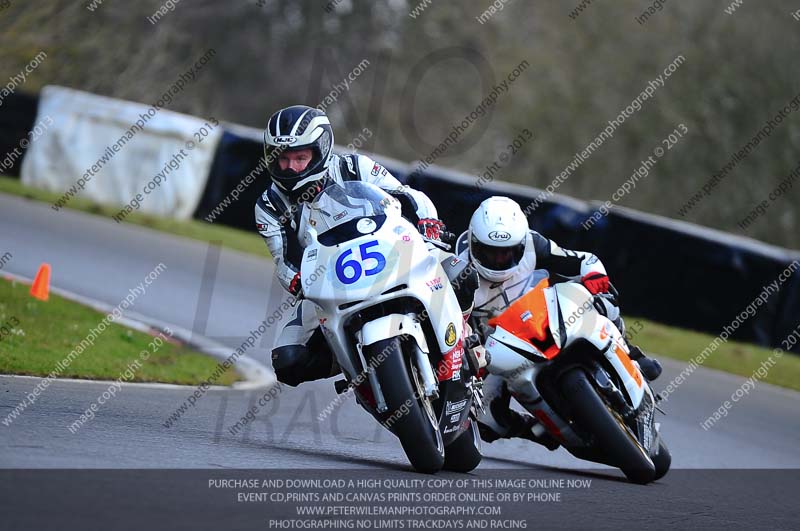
[255,153,464,387]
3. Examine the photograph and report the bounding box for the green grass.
[0,278,239,385]
[2,175,798,391]
[0,175,268,258]
[631,317,800,391]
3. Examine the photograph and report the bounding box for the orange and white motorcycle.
[483,271,671,484]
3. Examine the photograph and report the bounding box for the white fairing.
[553,282,646,408]
[484,275,651,447]
[297,182,464,382]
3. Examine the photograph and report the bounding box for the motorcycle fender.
[361,314,429,352]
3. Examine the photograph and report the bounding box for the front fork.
[590,362,658,453]
[411,341,439,400]
[468,376,486,418]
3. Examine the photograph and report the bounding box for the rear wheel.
[368,337,444,473]
[443,419,482,472]
[561,368,655,484]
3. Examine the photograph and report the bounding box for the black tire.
[561,368,655,484]
[652,437,671,481]
[369,337,444,473]
[443,419,482,472]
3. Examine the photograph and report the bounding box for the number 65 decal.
[335,241,386,285]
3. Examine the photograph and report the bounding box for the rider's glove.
[288,271,303,299]
[417,218,446,241]
[582,273,610,295]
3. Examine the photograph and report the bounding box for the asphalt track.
[1,193,799,528]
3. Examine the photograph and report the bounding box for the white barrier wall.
[21,85,221,219]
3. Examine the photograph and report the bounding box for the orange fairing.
[488,278,559,358]
[614,342,643,388]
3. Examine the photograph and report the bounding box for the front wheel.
[561,368,655,484]
[652,437,671,481]
[368,337,444,473]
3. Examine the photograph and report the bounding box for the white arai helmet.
[468,196,530,283]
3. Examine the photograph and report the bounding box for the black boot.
[628,345,662,382]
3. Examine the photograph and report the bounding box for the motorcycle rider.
[455,196,662,447]
[255,105,481,387]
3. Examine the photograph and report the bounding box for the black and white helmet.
[264,105,334,199]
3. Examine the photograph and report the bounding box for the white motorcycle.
[483,270,671,484]
[298,181,482,473]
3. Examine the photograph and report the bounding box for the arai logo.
[274,136,297,144]
[488,230,511,242]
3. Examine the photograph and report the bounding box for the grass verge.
[0,277,239,385]
[631,317,800,391]
[1,176,798,391]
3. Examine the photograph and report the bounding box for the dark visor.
[472,240,524,271]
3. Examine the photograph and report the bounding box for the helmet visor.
[471,239,525,272]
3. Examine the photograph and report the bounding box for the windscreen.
[306,181,394,237]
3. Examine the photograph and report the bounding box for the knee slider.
[271,344,334,387]
[271,345,311,387]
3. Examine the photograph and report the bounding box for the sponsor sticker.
[437,343,464,382]
[426,277,444,291]
[274,135,297,144]
[445,323,457,346]
[305,249,318,261]
[445,399,468,415]
[450,413,460,423]
[371,163,381,176]
[521,310,532,322]
[256,223,269,231]
[443,425,459,434]
[333,211,348,221]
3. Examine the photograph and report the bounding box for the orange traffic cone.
[30,263,51,301]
